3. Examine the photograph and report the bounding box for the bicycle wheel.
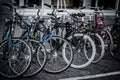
[22,39,46,77]
[98,30,113,58]
[85,33,105,63]
[111,29,120,60]
[0,38,32,78]
[43,36,73,73]
[67,33,96,69]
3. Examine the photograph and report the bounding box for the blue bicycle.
[0,3,32,78]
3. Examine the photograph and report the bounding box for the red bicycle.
[88,7,113,58]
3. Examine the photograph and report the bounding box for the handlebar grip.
[44,3,51,8]
[80,6,86,9]
[116,11,120,13]
[2,2,12,8]
[94,8,98,11]
[57,10,64,12]
[47,13,53,16]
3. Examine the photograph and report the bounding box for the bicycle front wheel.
[86,33,105,63]
[43,36,73,73]
[98,30,113,58]
[111,29,120,60]
[67,33,96,69]
[22,39,46,77]
[0,38,32,78]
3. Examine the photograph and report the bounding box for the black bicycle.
[111,10,120,61]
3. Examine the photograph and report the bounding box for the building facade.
[15,0,119,10]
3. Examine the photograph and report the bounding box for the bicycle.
[111,10,120,60]
[55,9,96,69]
[17,3,73,74]
[0,3,32,78]
[7,5,47,77]
[88,7,113,58]
[73,12,105,63]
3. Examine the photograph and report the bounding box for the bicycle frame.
[4,19,20,49]
[93,10,112,31]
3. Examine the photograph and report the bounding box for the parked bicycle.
[15,3,74,74]
[0,3,32,78]
[88,7,113,59]
[111,10,120,60]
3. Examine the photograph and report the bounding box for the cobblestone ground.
[0,56,120,80]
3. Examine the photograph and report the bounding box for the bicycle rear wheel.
[0,38,32,78]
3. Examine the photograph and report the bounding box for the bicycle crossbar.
[59,71,120,80]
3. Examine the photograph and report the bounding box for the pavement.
[0,56,120,80]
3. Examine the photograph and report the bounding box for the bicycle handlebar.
[94,6,104,11]
[2,2,17,14]
[79,6,86,10]
[57,10,64,12]
[2,2,16,11]
[44,3,52,8]
[2,2,12,8]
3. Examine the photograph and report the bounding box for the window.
[52,0,83,9]
[98,0,116,9]
[73,0,83,8]
[91,0,96,7]
[28,0,41,7]
[52,0,73,8]
[14,0,41,7]
[91,0,117,10]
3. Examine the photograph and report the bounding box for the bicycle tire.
[22,39,46,77]
[67,33,96,69]
[98,30,113,58]
[0,38,32,78]
[85,33,105,63]
[43,36,73,73]
[111,29,120,60]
